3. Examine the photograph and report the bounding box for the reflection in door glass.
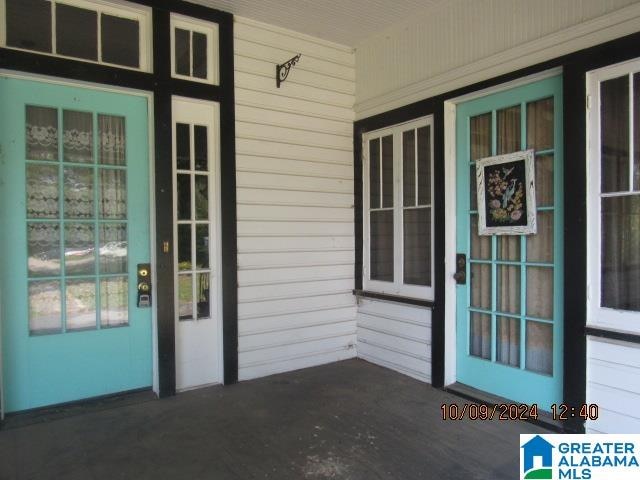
[65,279,97,330]
[100,277,128,327]
[64,223,96,275]
[178,273,193,320]
[64,167,94,218]
[197,273,210,319]
[27,164,59,218]
[63,110,93,163]
[28,222,61,277]
[29,280,62,334]
[26,105,58,161]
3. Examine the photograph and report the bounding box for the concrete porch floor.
[0,359,547,479]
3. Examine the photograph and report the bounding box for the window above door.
[362,117,434,300]
[170,14,219,85]
[1,0,152,71]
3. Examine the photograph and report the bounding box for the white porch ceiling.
[187,0,441,47]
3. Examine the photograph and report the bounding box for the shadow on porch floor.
[0,358,547,479]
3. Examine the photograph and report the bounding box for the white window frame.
[363,116,434,300]
[0,0,152,72]
[587,57,640,334]
[170,13,219,86]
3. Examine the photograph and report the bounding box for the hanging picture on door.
[476,149,537,235]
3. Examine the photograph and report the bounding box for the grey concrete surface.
[0,359,547,479]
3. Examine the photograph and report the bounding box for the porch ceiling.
[187,0,442,47]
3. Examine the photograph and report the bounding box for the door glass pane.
[535,155,554,206]
[99,224,127,274]
[497,265,520,314]
[497,105,521,154]
[496,316,520,367]
[470,263,491,309]
[28,222,60,276]
[100,277,128,327]
[99,169,127,219]
[470,164,478,210]
[29,280,62,334]
[369,138,380,209]
[101,15,140,68]
[196,224,209,269]
[66,279,96,330]
[527,211,553,263]
[417,126,431,205]
[98,115,126,166]
[403,207,430,286]
[197,273,210,319]
[6,0,52,53]
[403,129,416,206]
[497,236,520,261]
[381,135,394,208]
[63,110,93,163]
[178,274,193,320]
[527,267,553,319]
[194,125,208,171]
[192,32,207,79]
[601,195,640,311]
[470,215,490,260]
[27,164,59,218]
[470,113,491,161]
[469,312,491,359]
[195,175,209,220]
[177,174,191,220]
[526,97,554,150]
[600,75,629,193]
[64,167,94,218]
[175,28,191,76]
[64,223,95,276]
[370,210,393,282]
[634,73,640,191]
[56,4,97,61]
[26,106,58,161]
[526,321,553,375]
[178,224,192,271]
[176,123,190,170]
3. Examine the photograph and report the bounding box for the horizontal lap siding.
[586,337,640,433]
[234,17,357,381]
[356,298,432,383]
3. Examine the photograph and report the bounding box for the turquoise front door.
[0,77,152,412]
[455,75,564,409]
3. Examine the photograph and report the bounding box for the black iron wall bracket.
[276,53,301,88]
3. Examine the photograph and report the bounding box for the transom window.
[170,14,219,85]
[1,0,151,71]
[363,117,434,299]
[587,58,640,334]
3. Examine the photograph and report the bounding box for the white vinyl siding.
[234,17,357,381]
[356,298,431,383]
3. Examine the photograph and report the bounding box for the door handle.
[137,263,152,308]
[453,253,466,285]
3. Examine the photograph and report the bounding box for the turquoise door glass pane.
[0,77,152,412]
[455,75,564,409]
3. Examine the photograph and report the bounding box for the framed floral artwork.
[476,149,537,235]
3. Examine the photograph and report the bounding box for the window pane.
[195,175,209,220]
[192,31,207,79]
[178,224,192,271]
[101,14,139,68]
[99,169,127,219]
[369,138,380,209]
[470,215,490,260]
[56,4,97,61]
[527,97,554,151]
[99,223,127,274]
[496,316,520,367]
[527,211,553,263]
[600,75,629,193]
[601,195,640,311]
[470,113,491,161]
[196,224,209,269]
[66,279,96,330]
[469,312,491,360]
[64,167,94,219]
[26,106,58,161]
[403,130,416,207]
[527,267,553,319]
[497,265,520,314]
[178,274,193,320]
[417,126,431,206]
[497,105,521,154]
[29,280,62,334]
[197,273,210,319]
[27,164,59,219]
[497,235,520,261]
[381,135,394,208]
[64,223,95,276]
[470,263,491,310]
[470,164,477,210]
[370,210,393,282]
[526,321,553,375]
[177,174,191,220]
[535,155,554,206]
[98,115,126,166]
[175,28,191,76]
[28,222,61,277]
[100,277,128,327]
[194,125,208,171]
[6,0,52,53]
[176,123,191,170]
[63,110,93,164]
[634,73,640,191]
[403,208,430,286]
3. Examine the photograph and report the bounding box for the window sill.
[353,289,435,308]
[585,326,640,345]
